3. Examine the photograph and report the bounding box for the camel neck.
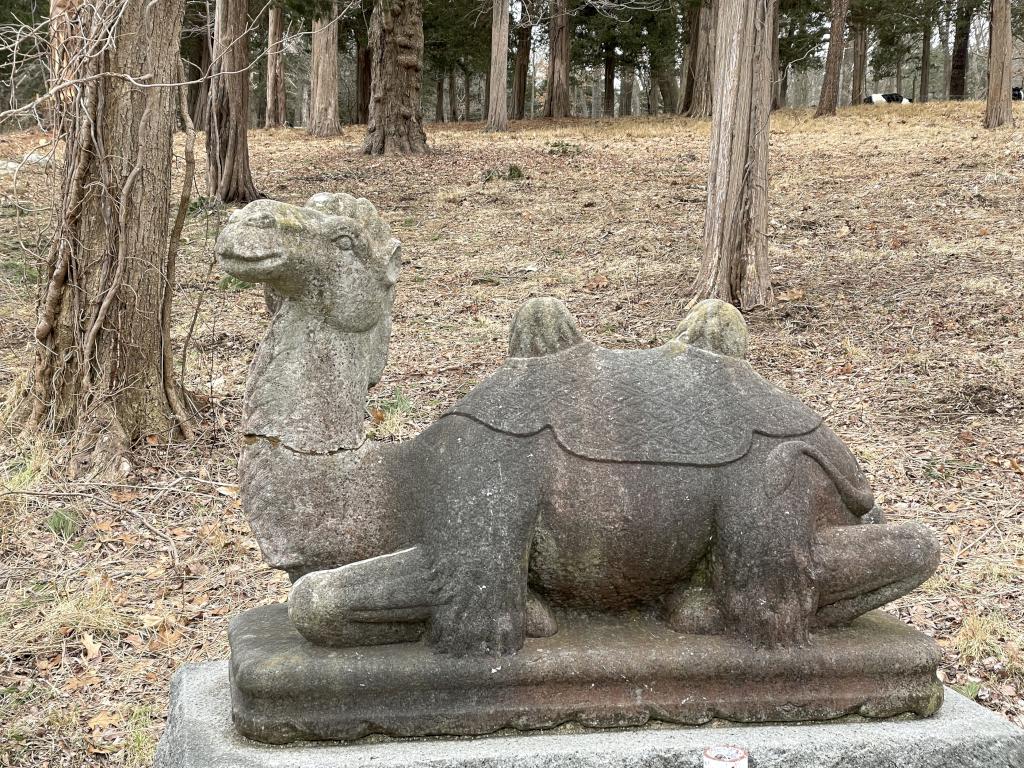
[243,303,377,454]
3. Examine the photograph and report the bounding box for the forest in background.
[2,0,1024,130]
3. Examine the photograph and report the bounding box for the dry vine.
[1,0,199,475]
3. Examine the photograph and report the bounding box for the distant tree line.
[0,0,1016,467]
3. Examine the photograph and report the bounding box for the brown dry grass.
[1,100,1023,765]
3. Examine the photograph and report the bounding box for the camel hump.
[675,299,748,360]
[509,298,584,359]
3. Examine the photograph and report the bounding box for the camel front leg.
[288,546,443,647]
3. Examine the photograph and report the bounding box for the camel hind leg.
[813,522,940,628]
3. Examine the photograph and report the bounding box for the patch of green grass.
[0,258,39,283]
[187,196,216,215]
[954,611,1024,676]
[45,507,80,541]
[953,680,983,700]
[545,140,582,156]
[367,388,416,441]
[481,164,525,182]
[217,274,253,292]
[124,705,158,768]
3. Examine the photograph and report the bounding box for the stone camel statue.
[216,193,939,657]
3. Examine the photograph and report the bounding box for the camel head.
[217,193,401,334]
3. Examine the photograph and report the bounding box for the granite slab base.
[155,661,1024,768]
[228,604,943,744]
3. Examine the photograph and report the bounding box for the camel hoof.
[664,585,725,635]
[526,590,558,638]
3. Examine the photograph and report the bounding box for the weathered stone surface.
[443,339,822,465]
[229,604,942,744]
[157,661,1024,768]
[675,298,749,359]
[216,193,404,579]
[507,297,585,358]
[216,194,944,744]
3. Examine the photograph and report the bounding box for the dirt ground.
[1,101,1023,766]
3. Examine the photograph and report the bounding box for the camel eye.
[335,234,354,251]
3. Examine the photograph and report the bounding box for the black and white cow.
[1013,87,1023,102]
[864,93,913,105]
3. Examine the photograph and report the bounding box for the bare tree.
[692,0,777,309]
[8,0,196,474]
[208,0,259,202]
[620,63,635,115]
[815,0,850,118]
[450,68,460,120]
[919,17,931,102]
[487,0,510,130]
[949,0,979,99]
[850,21,867,105]
[603,48,615,116]
[356,37,371,124]
[983,0,1014,128]
[266,5,286,128]
[544,0,571,117]
[309,2,341,136]
[685,0,715,118]
[939,7,951,98]
[364,0,428,153]
[511,1,532,119]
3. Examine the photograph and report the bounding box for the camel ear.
[384,239,402,286]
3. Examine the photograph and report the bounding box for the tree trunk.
[464,68,472,119]
[309,3,341,137]
[620,64,635,116]
[485,67,492,116]
[686,0,716,118]
[896,56,904,94]
[983,0,1014,128]
[487,0,510,130]
[184,23,211,132]
[511,13,532,119]
[266,6,286,128]
[435,76,445,121]
[693,0,776,310]
[544,0,570,117]
[363,0,428,154]
[919,21,931,103]
[356,37,371,123]
[657,66,679,114]
[207,0,259,202]
[949,0,975,99]
[682,4,701,113]
[814,0,850,117]
[603,51,616,117]
[20,0,194,469]
[851,23,867,105]
[939,10,951,98]
[452,69,460,121]
[770,5,781,110]
[779,66,789,106]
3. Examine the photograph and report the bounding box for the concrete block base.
[156,661,1024,768]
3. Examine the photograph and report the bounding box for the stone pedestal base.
[229,604,943,744]
[156,662,1024,768]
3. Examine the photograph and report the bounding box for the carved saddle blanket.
[442,341,821,466]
